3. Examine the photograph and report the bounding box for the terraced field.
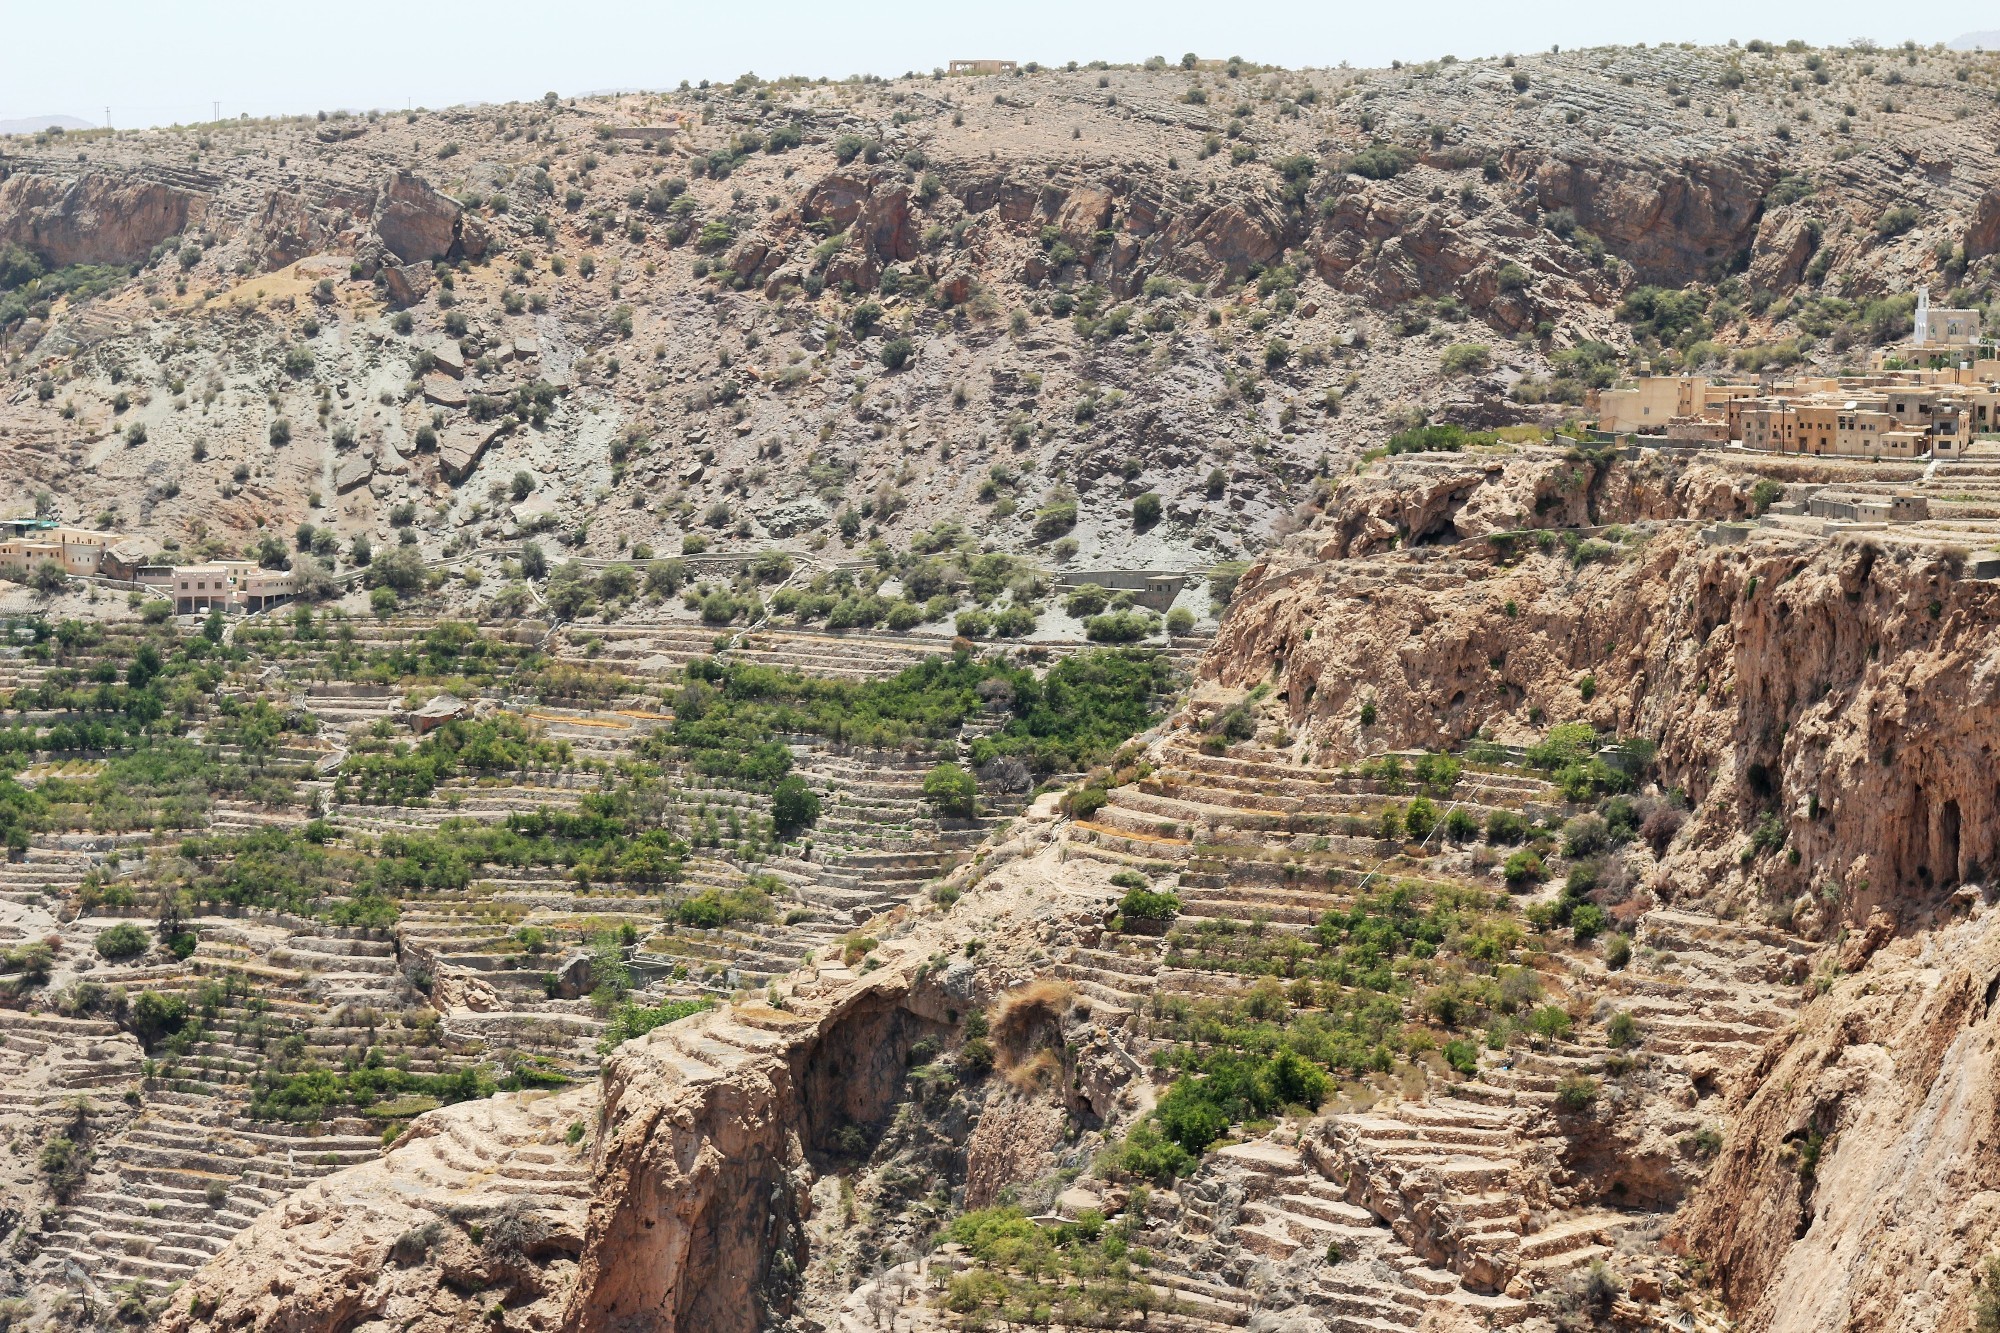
[0,605,1189,1313]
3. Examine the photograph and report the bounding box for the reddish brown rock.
[0,170,202,267]
[375,170,463,264]
[1748,206,1819,292]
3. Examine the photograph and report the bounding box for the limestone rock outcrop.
[0,169,204,267]
[158,1085,601,1333]
[1674,900,2000,1332]
[1215,450,2000,934]
[374,171,470,265]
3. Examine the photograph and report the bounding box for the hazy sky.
[0,0,1978,128]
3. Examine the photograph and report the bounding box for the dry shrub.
[989,980,1073,1066]
[1003,1047,1062,1094]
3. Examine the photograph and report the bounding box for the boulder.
[761,498,828,537]
[801,173,871,231]
[458,213,491,260]
[375,171,462,264]
[1966,189,2000,260]
[428,340,466,379]
[422,376,467,408]
[1748,206,1818,292]
[728,241,772,282]
[335,452,374,494]
[935,270,972,307]
[381,262,433,308]
[439,422,502,483]
[1053,185,1114,247]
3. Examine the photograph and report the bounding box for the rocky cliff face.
[1672,899,2000,1332]
[1212,449,2000,935]
[0,168,203,268]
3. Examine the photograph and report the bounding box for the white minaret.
[1913,285,1930,346]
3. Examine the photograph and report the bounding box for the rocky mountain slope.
[1,41,1997,577]
[128,443,2000,1333]
[4,37,2000,1333]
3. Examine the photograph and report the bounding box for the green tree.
[921,763,977,819]
[771,775,821,836]
[366,545,427,594]
[94,923,150,961]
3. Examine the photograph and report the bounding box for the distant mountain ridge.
[0,114,93,136]
[1950,30,2000,49]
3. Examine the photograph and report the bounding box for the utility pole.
[213,100,221,123]
[104,106,111,130]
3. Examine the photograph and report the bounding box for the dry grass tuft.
[990,979,1074,1060]
[1003,1048,1062,1093]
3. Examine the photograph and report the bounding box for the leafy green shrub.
[1101,1120,1193,1182]
[1064,584,1111,617]
[1570,902,1609,942]
[1119,887,1182,921]
[1067,786,1108,819]
[1562,814,1610,858]
[1441,1039,1479,1076]
[771,775,821,836]
[93,923,150,960]
[1155,1050,1329,1153]
[1385,423,1493,454]
[1440,343,1491,375]
[1404,796,1438,842]
[922,763,977,819]
[1345,143,1411,179]
[1874,204,1918,238]
[1529,1005,1573,1045]
[125,990,187,1045]
[1084,610,1158,643]
[39,1135,89,1201]
[1554,1074,1599,1111]
[1502,850,1545,887]
[673,883,775,929]
[1032,500,1078,540]
[598,998,714,1052]
[1606,1010,1639,1049]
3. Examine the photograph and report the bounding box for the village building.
[0,522,109,579]
[171,562,298,615]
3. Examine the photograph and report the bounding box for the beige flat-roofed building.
[173,562,298,615]
[0,527,107,579]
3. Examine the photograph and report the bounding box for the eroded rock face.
[1214,451,2000,933]
[158,1085,601,1333]
[0,170,203,266]
[1965,188,2000,260]
[1747,205,1819,292]
[1519,148,1769,285]
[374,171,465,264]
[1675,902,2000,1332]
